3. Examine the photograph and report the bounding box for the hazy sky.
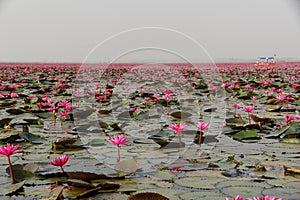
[0,0,299,62]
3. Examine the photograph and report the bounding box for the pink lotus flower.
[251,96,257,101]
[96,95,105,100]
[231,103,240,116]
[225,195,243,200]
[277,89,284,94]
[247,195,282,200]
[1,92,9,97]
[58,111,68,117]
[276,95,286,101]
[245,85,254,89]
[0,143,19,157]
[163,89,171,95]
[243,105,254,124]
[64,105,72,111]
[153,93,160,98]
[59,100,69,107]
[108,135,128,162]
[270,87,276,92]
[144,97,151,101]
[294,115,300,120]
[37,102,43,108]
[163,93,170,100]
[228,85,235,89]
[284,114,294,125]
[47,98,54,104]
[0,143,21,184]
[49,155,69,172]
[10,92,18,98]
[231,104,241,109]
[196,121,209,131]
[92,89,99,95]
[285,96,295,101]
[243,105,254,113]
[130,107,137,112]
[10,85,16,89]
[41,96,48,101]
[108,135,128,146]
[169,123,187,133]
[169,122,187,148]
[196,121,209,144]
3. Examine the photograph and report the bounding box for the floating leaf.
[170,111,192,119]
[0,100,17,106]
[232,129,258,140]
[19,131,45,144]
[221,186,263,198]
[75,183,120,198]
[89,138,106,146]
[0,180,25,196]
[128,192,169,200]
[265,125,290,138]
[262,188,300,199]
[174,177,221,189]
[67,179,96,188]
[282,124,300,137]
[115,158,139,174]
[6,108,25,115]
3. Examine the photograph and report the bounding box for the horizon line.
[1,61,300,65]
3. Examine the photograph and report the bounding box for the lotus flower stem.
[117,145,121,162]
[7,156,16,184]
[178,131,182,149]
[199,131,203,145]
[248,112,251,124]
[60,165,65,173]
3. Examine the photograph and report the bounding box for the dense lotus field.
[0,62,300,199]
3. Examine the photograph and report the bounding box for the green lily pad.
[19,131,45,144]
[221,186,263,198]
[174,177,222,189]
[282,124,300,137]
[0,180,25,196]
[115,158,140,174]
[0,100,17,107]
[6,108,25,115]
[265,125,290,138]
[67,179,96,188]
[6,163,39,182]
[232,129,258,140]
[89,138,106,146]
[262,188,300,199]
